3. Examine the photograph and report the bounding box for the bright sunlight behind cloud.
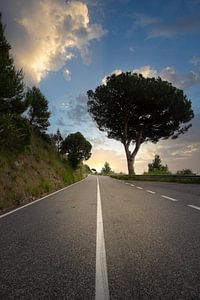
[7,0,105,83]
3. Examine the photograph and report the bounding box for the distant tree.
[52,128,63,152]
[101,162,112,175]
[61,132,92,168]
[147,155,170,174]
[176,169,196,175]
[87,72,194,175]
[26,87,50,132]
[0,13,26,115]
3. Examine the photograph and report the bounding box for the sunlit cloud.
[102,69,123,84]
[2,0,105,84]
[133,65,158,78]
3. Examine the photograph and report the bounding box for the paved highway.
[0,175,200,299]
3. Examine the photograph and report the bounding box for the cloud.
[56,117,66,127]
[1,0,105,84]
[64,93,91,125]
[134,13,160,26]
[129,46,135,53]
[133,12,200,39]
[190,56,200,66]
[136,116,200,174]
[133,65,158,78]
[148,16,200,38]
[159,67,199,89]
[63,69,72,81]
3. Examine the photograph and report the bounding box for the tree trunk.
[124,144,135,175]
[127,156,135,175]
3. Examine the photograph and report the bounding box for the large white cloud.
[1,0,105,84]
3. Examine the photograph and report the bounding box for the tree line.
[98,157,196,176]
[0,14,91,168]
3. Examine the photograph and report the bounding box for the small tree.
[0,13,26,115]
[61,132,92,168]
[52,128,63,152]
[26,87,50,132]
[101,162,112,175]
[87,72,194,174]
[147,155,170,174]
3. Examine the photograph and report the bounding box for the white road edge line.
[188,205,200,211]
[0,177,87,220]
[95,177,110,300]
[146,190,156,194]
[161,195,178,202]
[136,186,143,190]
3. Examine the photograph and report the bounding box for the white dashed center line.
[187,205,200,211]
[146,190,156,194]
[130,184,135,187]
[161,195,178,202]
[136,186,143,190]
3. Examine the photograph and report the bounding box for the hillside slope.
[0,132,87,213]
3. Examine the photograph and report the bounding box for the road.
[0,175,200,299]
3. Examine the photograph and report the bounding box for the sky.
[1,0,200,174]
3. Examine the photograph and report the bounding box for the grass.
[111,174,200,184]
[0,132,87,213]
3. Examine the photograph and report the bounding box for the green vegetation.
[111,174,200,184]
[61,132,92,169]
[145,155,171,175]
[87,72,194,175]
[176,168,196,175]
[26,86,51,132]
[0,13,31,152]
[101,162,113,175]
[0,132,88,213]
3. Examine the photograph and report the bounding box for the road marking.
[125,182,129,185]
[130,184,135,187]
[95,177,110,300]
[136,186,143,190]
[188,205,200,211]
[0,177,87,220]
[146,190,156,194]
[161,195,178,202]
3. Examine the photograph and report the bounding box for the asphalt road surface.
[0,175,200,299]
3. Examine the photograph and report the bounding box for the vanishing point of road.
[1,175,200,299]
